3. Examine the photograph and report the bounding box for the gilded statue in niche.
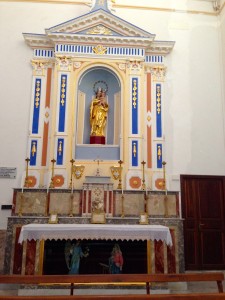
[90,87,109,137]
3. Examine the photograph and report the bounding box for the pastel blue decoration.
[32,79,41,134]
[132,140,138,166]
[156,83,162,138]
[132,77,138,134]
[57,138,64,165]
[58,75,67,132]
[157,143,162,169]
[55,44,144,58]
[30,140,38,166]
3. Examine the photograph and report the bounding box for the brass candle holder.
[162,161,167,192]
[141,160,146,190]
[24,157,30,188]
[139,161,149,224]
[18,192,24,217]
[69,159,75,189]
[117,160,123,189]
[69,193,74,217]
[49,158,56,188]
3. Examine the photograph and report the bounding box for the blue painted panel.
[57,138,64,165]
[32,79,41,134]
[132,140,138,166]
[58,75,67,132]
[132,78,138,134]
[156,83,162,137]
[157,143,162,169]
[30,140,38,166]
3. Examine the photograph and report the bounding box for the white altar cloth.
[18,224,172,246]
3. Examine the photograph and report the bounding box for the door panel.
[181,175,225,270]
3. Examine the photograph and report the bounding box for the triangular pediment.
[45,9,155,39]
[23,7,175,55]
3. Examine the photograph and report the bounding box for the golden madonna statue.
[90,87,109,144]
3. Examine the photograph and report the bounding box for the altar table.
[18,224,172,246]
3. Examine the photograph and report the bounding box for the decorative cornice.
[147,41,175,55]
[23,33,54,49]
[46,32,154,48]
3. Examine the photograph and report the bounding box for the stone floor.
[0,272,224,296]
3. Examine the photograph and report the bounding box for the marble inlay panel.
[155,240,164,273]
[15,192,47,215]
[114,193,144,216]
[147,194,177,216]
[13,227,23,274]
[25,240,36,275]
[49,192,80,215]
[167,229,176,273]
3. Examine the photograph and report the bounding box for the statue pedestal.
[90,136,105,145]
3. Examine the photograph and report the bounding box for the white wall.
[0,0,225,228]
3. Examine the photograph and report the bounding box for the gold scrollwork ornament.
[92,45,107,55]
[73,165,85,179]
[110,166,121,180]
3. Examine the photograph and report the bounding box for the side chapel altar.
[3,0,184,277]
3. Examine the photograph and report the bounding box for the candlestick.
[162,161,167,192]
[69,159,75,189]
[18,193,24,217]
[117,160,123,190]
[71,176,73,193]
[141,161,146,190]
[24,157,30,188]
[49,158,56,188]
[69,194,74,217]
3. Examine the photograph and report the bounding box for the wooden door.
[181,175,225,270]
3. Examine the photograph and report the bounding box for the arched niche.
[75,66,121,161]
